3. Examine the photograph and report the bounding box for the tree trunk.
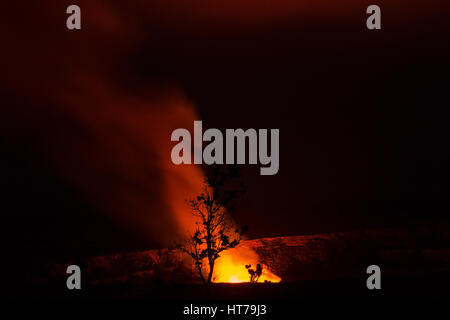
[207,261,214,284]
[206,218,213,284]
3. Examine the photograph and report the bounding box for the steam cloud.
[0,1,208,247]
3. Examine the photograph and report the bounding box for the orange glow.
[212,246,281,283]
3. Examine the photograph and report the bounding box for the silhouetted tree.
[178,166,246,284]
[246,263,263,283]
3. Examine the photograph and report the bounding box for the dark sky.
[1,0,449,273]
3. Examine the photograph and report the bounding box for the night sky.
[1,1,449,285]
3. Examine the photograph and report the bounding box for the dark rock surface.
[39,224,450,286]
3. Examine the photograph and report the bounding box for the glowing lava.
[212,246,281,283]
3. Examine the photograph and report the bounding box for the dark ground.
[24,271,450,300]
[8,272,448,318]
